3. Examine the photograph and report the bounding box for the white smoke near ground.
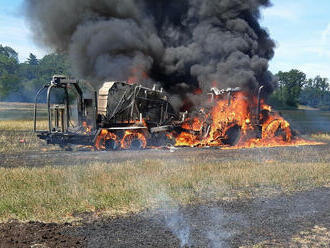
[154,192,191,247]
[205,208,236,248]
[148,190,246,248]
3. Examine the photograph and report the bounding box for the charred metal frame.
[34,76,99,147]
[34,74,268,149]
[34,76,86,133]
[106,83,169,127]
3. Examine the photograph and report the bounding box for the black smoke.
[24,0,275,95]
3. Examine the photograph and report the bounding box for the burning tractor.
[34,75,293,150]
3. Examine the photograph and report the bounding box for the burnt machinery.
[34,75,181,149]
[34,75,268,149]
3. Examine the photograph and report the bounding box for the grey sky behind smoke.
[24,0,275,94]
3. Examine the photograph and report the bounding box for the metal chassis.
[33,76,98,147]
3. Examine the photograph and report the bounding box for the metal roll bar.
[34,85,49,132]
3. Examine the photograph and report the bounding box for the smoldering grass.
[0,157,329,223]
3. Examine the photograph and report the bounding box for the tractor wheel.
[105,139,118,151]
[130,139,144,150]
[262,119,291,141]
[222,125,241,146]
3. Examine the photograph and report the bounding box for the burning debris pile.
[27,0,322,150]
[173,87,319,149]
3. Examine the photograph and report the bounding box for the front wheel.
[222,125,241,146]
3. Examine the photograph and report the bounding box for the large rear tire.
[223,125,241,146]
[105,139,118,151]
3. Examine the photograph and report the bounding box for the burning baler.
[34,75,183,150]
[34,75,291,150]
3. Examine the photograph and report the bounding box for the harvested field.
[0,102,47,121]
[0,104,329,247]
[0,188,329,247]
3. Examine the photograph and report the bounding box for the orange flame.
[174,91,321,148]
[92,89,322,150]
[121,130,147,149]
[82,121,92,134]
[95,118,148,150]
[95,129,119,150]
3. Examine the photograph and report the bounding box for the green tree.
[26,53,39,65]
[19,54,39,81]
[0,45,72,102]
[19,53,71,102]
[300,76,330,108]
[0,45,18,62]
[0,45,20,100]
[313,76,329,103]
[38,53,71,79]
[276,69,306,107]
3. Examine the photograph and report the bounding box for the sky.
[0,0,329,79]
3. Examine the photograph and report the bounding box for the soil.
[0,187,329,248]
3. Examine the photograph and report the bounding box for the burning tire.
[130,139,144,150]
[121,131,147,150]
[104,139,119,151]
[95,129,119,151]
[262,119,292,141]
[222,125,241,146]
[150,132,175,147]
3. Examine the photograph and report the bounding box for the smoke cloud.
[24,0,275,94]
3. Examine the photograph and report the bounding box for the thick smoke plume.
[24,0,275,95]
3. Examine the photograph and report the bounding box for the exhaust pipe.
[256,85,264,139]
[257,85,264,125]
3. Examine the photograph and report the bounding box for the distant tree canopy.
[269,69,330,110]
[0,45,20,99]
[0,44,71,102]
[300,76,330,109]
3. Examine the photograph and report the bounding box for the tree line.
[0,44,70,102]
[1,44,330,109]
[269,69,330,110]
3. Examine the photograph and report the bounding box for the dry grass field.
[0,103,329,247]
[0,157,329,223]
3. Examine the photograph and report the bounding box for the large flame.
[174,91,322,149]
[93,84,322,151]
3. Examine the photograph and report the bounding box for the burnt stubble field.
[0,103,329,248]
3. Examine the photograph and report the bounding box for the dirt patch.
[0,221,85,248]
[0,187,329,248]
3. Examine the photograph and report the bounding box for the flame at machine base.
[173,89,323,149]
[33,76,324,151]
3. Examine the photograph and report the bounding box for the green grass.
[0,159,328,223]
